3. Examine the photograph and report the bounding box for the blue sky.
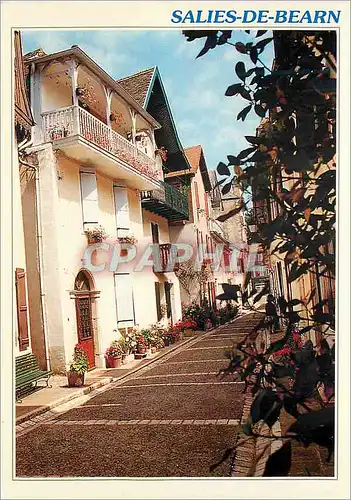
[22,30,273,171]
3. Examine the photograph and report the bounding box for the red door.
[75,296,95,369]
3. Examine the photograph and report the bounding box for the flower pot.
[183,329,194,337]
[151,347,157,354]
[163,339,170,347]
[88,237,100,245]
[105,355,122,368]
[137,346,146,354]
[67,371,85,387]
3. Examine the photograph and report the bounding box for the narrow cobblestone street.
[16,312,263,477]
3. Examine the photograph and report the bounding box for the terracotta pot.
[184,329,195,337]
[137,346,146,354]
[67,371,85,387]
[105,355,122,368]
[151,347,157,354]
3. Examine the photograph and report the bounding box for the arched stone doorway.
[74,269,97,369]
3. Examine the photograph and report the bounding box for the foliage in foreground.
[183,29,336,476]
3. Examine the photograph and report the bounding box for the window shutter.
[80,172,99,225]
[15,268,29,351]
[114,186,130,237]
[114,273,135,324]
[151,222,159,244]
[194,181,200,209]
[204,192,209,216]
[154,282,162,322]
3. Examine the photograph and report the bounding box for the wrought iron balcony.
[152,243,179,273]
[141,181,189,221]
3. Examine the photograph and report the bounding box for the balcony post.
[103,86,113,128]
[128,107,137,148]
[66,58,79,106]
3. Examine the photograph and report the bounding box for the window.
[80,170,99,227]
[114,186,130,237]
[151,222,159,244]
[154,282,162,322]
[204,192,209,216]
[15,268,29,351]
[114,273,135,325]
[194,181,200,209]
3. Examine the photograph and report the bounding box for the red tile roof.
[184,145,202,173]
[117,67,156,107]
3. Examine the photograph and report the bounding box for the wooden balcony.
[41,106,160,190]
[141,181,189,221]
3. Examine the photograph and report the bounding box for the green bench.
[16,353,52,402]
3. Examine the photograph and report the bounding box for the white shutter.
[80,171,99,225]
[114,273,135,324]
[114,186,130,236]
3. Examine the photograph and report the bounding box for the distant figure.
[265,294,279,332]
[277,295,288,316]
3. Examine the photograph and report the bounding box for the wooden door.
[75,296,95,369]
[74,270,95,369]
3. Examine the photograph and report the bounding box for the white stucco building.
[21,46,188,373]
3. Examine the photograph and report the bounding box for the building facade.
[21,46,187,373]
[14,31,35,361]
[251,31,336,343]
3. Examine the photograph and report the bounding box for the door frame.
[72,269,99,370]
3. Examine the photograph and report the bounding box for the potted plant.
[123,328,138,360]
[136,335,146,354]
[67,344,89,387]
[84,225,108,244]
[105,341,124,368]
[117,235,138,245]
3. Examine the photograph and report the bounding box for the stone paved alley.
[16,313,263,477]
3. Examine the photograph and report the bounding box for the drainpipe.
[18,155,51,371]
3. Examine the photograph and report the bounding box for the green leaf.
[241,88,252,101]
[250,46,258,64]
[254,104,266,117]
[263,442,292,476]
[256,37,273,52]
[227,155,240,165]
[237,146,256,160]
[288,262,310,283]
[237,104,252,121]
[253,283,270,304]
[245,68,257,78]
[213,178,226,189]
[242,421,253,436]
[225,83,244,97]
[221,182,233,196]
[235,61,246,82]
[217,162,230,176]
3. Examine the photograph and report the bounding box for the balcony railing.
[153,243,179,273]
[41,106,159,182]
[141,181,189,221]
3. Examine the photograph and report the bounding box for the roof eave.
[146,67,191,170]
[27,47,161,129]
